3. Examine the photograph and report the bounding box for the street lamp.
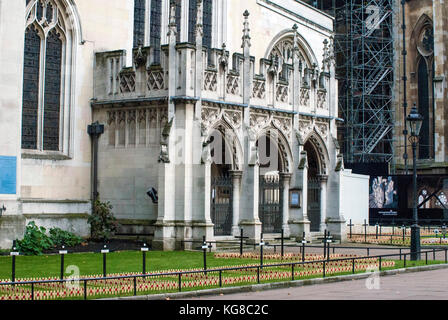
[407,103,423,260]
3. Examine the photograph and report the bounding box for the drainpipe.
[88,121,105,202]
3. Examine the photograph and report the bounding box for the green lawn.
[0,250,446,300]
[0,250,261,280]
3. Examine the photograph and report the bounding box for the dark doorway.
[305,140,321,232]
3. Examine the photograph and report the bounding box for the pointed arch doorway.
[209,127,234,236]
[257,132,287,234]
[305,140,321,232]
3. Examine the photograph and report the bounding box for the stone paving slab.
[185,267,448,300]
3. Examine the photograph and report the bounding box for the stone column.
[289,151,310,240]
[318,174,328,232]
[230,170,242,236]
[280,173,292,237]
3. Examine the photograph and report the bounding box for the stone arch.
[206,118,243,171]
[264,28,319,70]
[256,125,293,174]
[410,14,434,159]
[303,129,330,176]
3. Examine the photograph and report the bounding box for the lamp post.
[407,103,423,261]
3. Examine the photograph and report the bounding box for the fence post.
[399,249,402,260]
[404,254,407,268]
[379,256,382,271]
[433,248,436,261]
[178,273,182,292]
[445,248,447,263]
[133,277,137,296]
[292,264,295,281]
[84,280,87,300]
[31,283,34,301]
[425,251,428,265]
[219,270,222,287]
[352,258,355,274]
[323,261,326,278]
[257,267,260,284]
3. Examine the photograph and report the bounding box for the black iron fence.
[1,247,446,300]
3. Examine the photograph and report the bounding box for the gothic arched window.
[436,192,448,209]
[22,0,73,152]
[149,0,162,64]
[188,0,213,46]
[415,21,434,160]
[133,0,146,47]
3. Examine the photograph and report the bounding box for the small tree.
[88,198,119,241]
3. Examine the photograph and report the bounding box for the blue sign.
[0,156,17,194]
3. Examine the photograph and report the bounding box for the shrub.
[16,221,54,255]
[88,199,119,241]
[48,227,83,248]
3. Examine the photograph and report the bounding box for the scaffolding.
[306,0,395,164]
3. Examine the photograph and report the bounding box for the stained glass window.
[21,25,41,150]
[175,0,182,42]
[133,0,146,47]
[43,29,62,151]
[150,0,162,64]
[188,0,197,43]
[418,58,430,159]
[22,0,68,153]
[188,0,213,64]
[203,0,213,48]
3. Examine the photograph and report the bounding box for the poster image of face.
[369,176,398,209]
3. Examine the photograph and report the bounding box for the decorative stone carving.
[276,84,289,103]
[119,71,136,93]
[300,87,310,106]
[252,80,266,99]
[147,70,165,91]
[107,111,116,125]
[134,45,147,69]
[204,71,218,92]
[250,113,270,134]
[317,89,327,109]
[226,74,240,95]
[298,119,313,140]
[218,43,229,71]
[315,122,328,140]
[223,110,242,130]
[201,107,221,135]
[159,117,174,163]
[272,116,292,141]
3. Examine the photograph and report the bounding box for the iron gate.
[211,175,233,236]
[308,177,321,232]
[259,175,283,233]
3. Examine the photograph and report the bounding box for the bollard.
[59,245,68,280]
[281,229,284,258]
[202,236,208,275]
[10,241,19,284]
[141,243,149,274]
[259,233,265,270]
[323,230,327,258]
[101,244,109,277]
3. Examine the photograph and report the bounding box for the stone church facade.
[0,0,369,250]
[393,0,448,174]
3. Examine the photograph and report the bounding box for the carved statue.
[159,117,174,163]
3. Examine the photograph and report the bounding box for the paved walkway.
[184,268,448,300]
